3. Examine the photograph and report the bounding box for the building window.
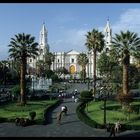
[30,59,32,62]
[107,32,109,36]
[58,59,59,63]
[72,58,74,63]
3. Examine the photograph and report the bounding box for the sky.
[1,3,140,60]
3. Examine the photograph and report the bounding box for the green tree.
[77,53,88,81]
[45,70,55,79]
[80,90,93,102]
[0,60,10,85]
[128,64,139,88]
[80,90,93,112]
[36,60,45,77]
[97,51,122,94]
[44,52,55,70]
[8,33,39,105]
[55,67,69,77]
[85,29,105,96]
[97,52,110,77]
[11,59,20,81]
[112,31,140,95]
[133,52,140,70]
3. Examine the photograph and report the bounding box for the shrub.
[51,74,59,82]
[29,111,36,121]
[80,90,93,102]
[76,102,102,128]
[0,117,8,123]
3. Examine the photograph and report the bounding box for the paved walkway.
[0,98,109,137]
[0,83,140,137]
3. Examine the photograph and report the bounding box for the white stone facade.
[27,20,112,78]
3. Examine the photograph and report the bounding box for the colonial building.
[27,23,49,75]
[27,19,112,79]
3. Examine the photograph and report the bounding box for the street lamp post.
[102,76,111,127]
[32,76,34,94]
[100,63,112,127]
[88,61,90,90]
[103,86,107,126]
[101,76,109,127]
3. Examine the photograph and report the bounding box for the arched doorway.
[69,65,76,74]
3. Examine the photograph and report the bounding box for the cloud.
[112,8,140,35]
[52,8,140,53]
[2,8,140,60]
[50,28,90,53]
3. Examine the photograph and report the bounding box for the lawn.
[0,99,59,123]
[86,100,140,128]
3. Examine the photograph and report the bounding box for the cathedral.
[27,19,112,79]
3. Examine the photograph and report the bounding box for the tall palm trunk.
[83,65,86,83]
[123,64,128,94]
[123,51,129,95]
[20,58,26,105]
[123,63,128,95]
[93,50,96,96]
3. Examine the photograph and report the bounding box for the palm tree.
[77,53,88,82]
[8,33,39,105]
[85,29,105,96]
[112,30,140,95]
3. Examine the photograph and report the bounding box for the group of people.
[71,89,79,103]
[56,89,79,125]
[15,117,31,127]
[107,121,122,137]
[57,105,68,125]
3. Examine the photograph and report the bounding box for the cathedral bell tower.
[104,18,112,52]
[38,22,49,61]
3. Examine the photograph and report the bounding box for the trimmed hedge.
[76,102,104,129]
[43,99,62,124]
[0,117,8,123]
[76,101,140,130]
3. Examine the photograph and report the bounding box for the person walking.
[57,111,63,125]
[109,124,116,137]
[61,105,68,115]
[72,95,75,102]
[115,121,121,133]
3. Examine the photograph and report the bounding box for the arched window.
[71,58,74,63]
